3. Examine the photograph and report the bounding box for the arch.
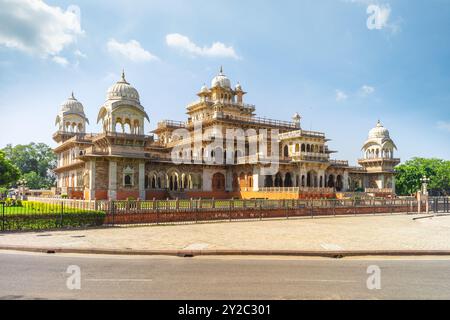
[232,173,239,191]
[301,175,306,187]
[264,175,274,188]
[285,173,293,187]
[274,172,283,187]
[336,175,343,192]
[327,174,335,188]
[239,173,246,189]
[301,144,306,152]
[212,173,226,192]
[295,144,300,153]
[283,145,289,158]
[319,176,323,188]
[247,172,253,188]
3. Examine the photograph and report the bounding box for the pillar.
[253,166,263,192]
[88,160,96,200]
[343,171,349,192]
[139,162,145,200]
[226,169,233,192]
[108,161,117,200]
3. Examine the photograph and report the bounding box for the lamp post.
[17,179,27,200]
[419,176,430,214]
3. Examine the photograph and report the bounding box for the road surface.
[1,250,449,299]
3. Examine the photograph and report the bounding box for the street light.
[17,179,28,199]
[420,176,430,196]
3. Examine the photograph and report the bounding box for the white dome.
[211,67,231,88]
[235,82,242,91]
[61,93,85,114]
[368,120,390,139]
[107,71,140,102]
[200,84,209,93]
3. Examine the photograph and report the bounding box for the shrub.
[126,197,136,201]
[5,198,13,207]
[16,199,23,207]
[61,194,68,199]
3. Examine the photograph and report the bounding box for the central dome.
[107,71,140,102]
[368,120,390,139]
[211,67,231,88]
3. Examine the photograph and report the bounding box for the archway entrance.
[212,173,226,192]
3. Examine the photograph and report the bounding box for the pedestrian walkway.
[1,214,449,252]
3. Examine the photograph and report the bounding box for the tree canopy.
[395,158,450,196]
[0,150,20,187]
[2,143,56,189]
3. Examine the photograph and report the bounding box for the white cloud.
[437,121,450,132]
[361,85,375,95]
[52,55,69,67]
[336,90,348,101]
[0,0,83,57]
[74,49,87,59]
[166,33,240,60]
[366,4,391,30]
[107,38,158,62]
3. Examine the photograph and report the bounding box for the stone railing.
[365,188,394,193]
[259,187,335,193]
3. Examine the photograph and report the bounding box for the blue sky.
[0,0,449,164]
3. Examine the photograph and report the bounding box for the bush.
[16,199,23,207]
[5,198,13,207]
[61,194,68,199]
[126,197,136,201]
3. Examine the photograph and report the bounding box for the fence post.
[110,200,115,227]
[1,202,4,231]
[60,201,64,228]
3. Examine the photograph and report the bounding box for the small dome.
[61,92,85,114]
[368,120,390,139]
[107,71,140,102]
[200,84,209,93]
[292,112,301,120]
[211,66,231,88]
[235,82,242,91]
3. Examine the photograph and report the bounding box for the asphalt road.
[1,251,450,300]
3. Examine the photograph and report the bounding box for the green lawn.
[0,201,105,231]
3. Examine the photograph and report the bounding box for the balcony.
[279,130,326,140]
[329,160,349,167]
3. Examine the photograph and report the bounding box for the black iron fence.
[103,197,425,227]
[1,197,448,232]
[0,200,105,232]
[428,197,450,214]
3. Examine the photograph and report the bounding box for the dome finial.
[219,65,223,74]
[71,91,75,99]
[121,69,126,82]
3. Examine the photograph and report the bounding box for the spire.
[219,65,223,74]
[377,119,382,127]
[121,68,128,83]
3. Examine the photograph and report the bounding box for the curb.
[1,245,450,258]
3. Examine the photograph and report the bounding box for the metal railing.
[2,197,445,231]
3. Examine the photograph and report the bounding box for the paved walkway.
[1,214,450,252]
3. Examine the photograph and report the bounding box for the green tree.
[0,150,20,187]
[2,143,56,189]
[395,158,450,196]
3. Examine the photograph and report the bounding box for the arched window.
[284,145,289,158]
